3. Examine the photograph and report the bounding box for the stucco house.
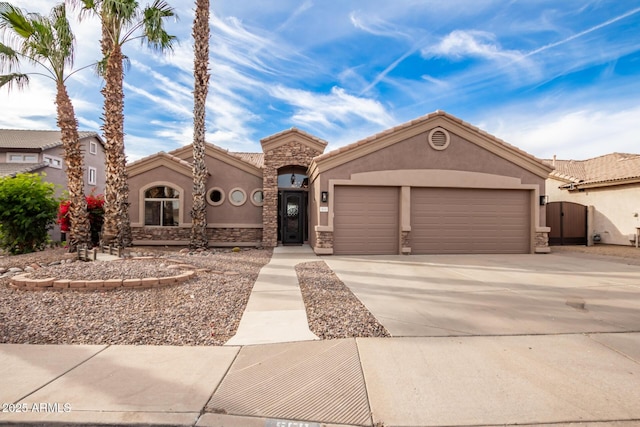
[128,111,554,254]
[545,153,640,246]
[0,129,107,241]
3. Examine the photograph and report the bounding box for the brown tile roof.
[230,152,264,169]
[166,142,265,170]
[0,129,102,150]
[0,162,47,177]
[127,151,193,169]
[544,153,640,187]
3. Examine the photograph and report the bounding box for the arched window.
[144,185,180,226]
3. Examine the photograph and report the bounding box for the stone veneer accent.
[315,230,334,249]
[261,131,327,247]
[9,270,196,291]
[535,231,550,253]
[131,227,262,245]
[401,231,411,254]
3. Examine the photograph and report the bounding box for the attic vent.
[428,127,450,151]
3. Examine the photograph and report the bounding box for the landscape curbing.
[8,269,196,291]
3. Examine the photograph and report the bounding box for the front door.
[281,191,305,244]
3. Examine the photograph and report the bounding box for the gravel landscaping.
[0,247,272,345]
[2,243,636,346]
[296,261,390,339]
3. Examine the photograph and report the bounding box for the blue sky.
[2,0,639,161]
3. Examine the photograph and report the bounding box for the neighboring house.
[128,111,553,255]
[0,129,107,241]
[544,153,640,246]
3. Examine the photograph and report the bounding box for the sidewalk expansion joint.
[13,344,111,404]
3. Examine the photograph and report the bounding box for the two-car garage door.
[333,186,530,255]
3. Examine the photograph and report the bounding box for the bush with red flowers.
[58,192,105,246]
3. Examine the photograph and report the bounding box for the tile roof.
[0,162,47,177]
[127,151,193,169]
[544,153,640,187]
[230,152,264,169]
[0,129,101,150]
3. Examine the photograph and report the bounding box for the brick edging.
[8,270,196,292]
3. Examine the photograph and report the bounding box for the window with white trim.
[89,141,97,155]
[7,153,38,163]
[206,187,225,206]
[144,185,180,226]
[229,188,247,206]
[250,189,264,206]
[88,167,97,185]
[43,155,63,169]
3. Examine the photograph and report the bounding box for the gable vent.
[428,127,450,151]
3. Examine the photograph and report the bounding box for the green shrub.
[0,173,59,254]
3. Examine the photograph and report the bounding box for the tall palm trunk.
[55,81,91,251]
[189,0,210,249]
[100,32,131,248]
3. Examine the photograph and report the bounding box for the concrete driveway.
[324,252,640,337]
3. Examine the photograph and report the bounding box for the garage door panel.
[334,186,398,255]
[411,188,530,254]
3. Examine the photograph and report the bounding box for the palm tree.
[72,0,176,248]
[189,0,209,249]
[0,2,91,252]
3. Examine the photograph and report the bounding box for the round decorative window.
[250,189,264,206]
[428,127,450,151]
[206,187,225,206]
[229,188,247,206]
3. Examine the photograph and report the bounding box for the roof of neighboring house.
[544,153,640,188]
[0,162,47,177]
[0,129,103,151]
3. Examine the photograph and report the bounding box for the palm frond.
[50,3,75,69]
[0,72,28,90]
[0,42,18,73]
[141,0,177,51]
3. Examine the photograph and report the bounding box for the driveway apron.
[325,253,640,337]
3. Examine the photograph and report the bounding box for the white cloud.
[276,0,314,32]
[349,11,412,40]
[480,106,640,160]
[424,30,524,62]
[269,85,395,131]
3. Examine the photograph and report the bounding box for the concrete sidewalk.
[225,245,319,346]
[1,333,640,426]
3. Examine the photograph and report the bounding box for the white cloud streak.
[269,85,395,131]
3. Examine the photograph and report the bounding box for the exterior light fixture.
[290,173,296,186]
[539,195,549,206]
[321,191,328,203]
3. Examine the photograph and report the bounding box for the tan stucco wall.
[312,129,547,231]
[547,178,640,245]
[128,156,263,228]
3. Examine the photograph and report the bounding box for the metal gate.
[546,202,587,245]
